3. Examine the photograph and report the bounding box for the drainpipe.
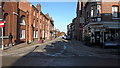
[0,2,3,22]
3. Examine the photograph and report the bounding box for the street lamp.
[26,11,29,44]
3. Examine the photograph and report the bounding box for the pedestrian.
[8,33,13,47]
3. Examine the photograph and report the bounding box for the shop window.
[97,18,101,21]
[91,7,94,17]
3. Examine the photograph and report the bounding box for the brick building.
[70,0,84,41]
[80,0,120,44]
[2,2,18,45]
[45,13,54,39]
[1,1,54,46]
[68,0,120,45]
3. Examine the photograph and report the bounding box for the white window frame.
[36,31,38,38]
[20,19,26,25]
[97,5,101,17]
[33,11,35,16]
[33,20,35,27]
[20,29,25,39]
[112,6,119,18]
[37,13,38,18]
[34,31,36,38]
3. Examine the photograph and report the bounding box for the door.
[95,32,100,44]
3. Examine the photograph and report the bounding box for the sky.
[30,2,77,33]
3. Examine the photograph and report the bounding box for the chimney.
[36,4,41,12]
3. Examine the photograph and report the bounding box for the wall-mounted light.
[13,12,19,16]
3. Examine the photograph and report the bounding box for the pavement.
[65,39,120,59]
[0,38,58,56]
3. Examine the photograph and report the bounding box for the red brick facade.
[3,2,18,45]
[69,0,120,44]
[1,2,54,46]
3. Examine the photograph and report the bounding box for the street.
[2,38,120,67]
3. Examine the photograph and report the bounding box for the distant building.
[67,23,72,35]
[59,32,66,37]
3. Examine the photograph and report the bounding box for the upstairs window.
[37,13,38,18]
[33,20,35,27]
[20,19,25,25]
[97,5,101,17]
[33,11,36,16]
[91,8,94,17]
[112,6,119,18]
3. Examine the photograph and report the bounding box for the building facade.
[81,0,120,44]
[2,2,18,45]
[45,13,54,39]
[1,1,54,46]
[68,0,120,45]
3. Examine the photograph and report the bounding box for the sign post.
[0,21,5,50]
[1,27,3,50]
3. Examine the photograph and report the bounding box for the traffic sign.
[80,26,83,31]
[0,21,5,27]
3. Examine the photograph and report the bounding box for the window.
[87,12,89,21]
[33,20,35,27]
[42,30,45,38]
[34,31,36,38]
[33,11,35,16]
[97,18,101,21]
[20,29,25,39]
[91,7,94,17]
[112,6,119,18]
[97,5,101,17]
[20,19,25,25]
[36,31,38,38]
[37,13,38,18]
[33,31,38,38]
[43,17,44,21]
[91,9,94,17]
[40,23,42,29]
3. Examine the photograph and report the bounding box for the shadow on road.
[2,39,120,67]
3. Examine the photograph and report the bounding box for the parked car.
[65,35,71,40]
[103,41,120,48]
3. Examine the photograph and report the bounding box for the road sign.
[80,26,83,31]
[0,21,5,50]
[0,21,5,27]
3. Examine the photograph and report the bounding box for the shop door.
[95,32,100,44]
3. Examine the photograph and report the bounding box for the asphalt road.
[2,38,120,67]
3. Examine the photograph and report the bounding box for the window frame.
[112,5,119,18]
[20,29,25,39]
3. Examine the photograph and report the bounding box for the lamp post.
[26,11,29,44]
